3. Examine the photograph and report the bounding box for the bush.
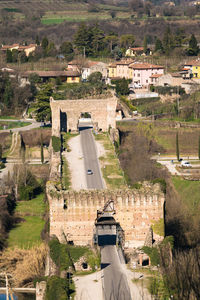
[45,276,68,300]
[52,136,61,152]
[152,178,166,193]
[19,185,35,201]
[49,238,71,271]
[142,246,160,266]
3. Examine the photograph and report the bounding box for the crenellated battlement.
[47,182,165,248]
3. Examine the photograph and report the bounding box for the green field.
[8,194,45,249]
[0,121,31,130]
[172,177,200,212]
[117,121,200,156]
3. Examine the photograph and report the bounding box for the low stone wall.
[47,182,165,248]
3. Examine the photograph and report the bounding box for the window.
[137,73,140,77]
[146,79,148,83]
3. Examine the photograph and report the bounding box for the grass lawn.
[172,176,200,211]
[94,132,126,189]
[8,194,45,249]
[0,121,31,130]
[154,126,200,156]
[117,121,200,156]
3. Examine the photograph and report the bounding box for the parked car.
[133,83,142,89]
[87,169,93,175]
[181,161,191,168]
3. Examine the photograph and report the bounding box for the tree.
[35,35,40,46]
[154,38,163,53]
[6,50,12,63]
[88,72,102,84]
[91,23,105,56]
[116,78,129,95]
[41,134,44,164]
[104,35,118,52]
[143,36,148,54]
[163,27,175,55]
[187,34,199,56]
[0,144,2,160]
[120,34,135,49]
[60,41,74,61]
[41,37,49,51]
[34,84,53,122]
[74,23,93,56]
[198,135,200,160]
[112,46,122,60]
[176,132,179,161]
[110,11,116,18]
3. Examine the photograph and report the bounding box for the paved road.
[0,119,42,132]
[80,128,104,189]
[101,246,132,300]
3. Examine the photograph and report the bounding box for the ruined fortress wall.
[50,97,117,136]
[47,184,165,248]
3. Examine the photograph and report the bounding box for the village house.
[108,62,117,79]
[181,59,200,79]
[108,59,134,81]
[82,61,108,81]
[125,47,145,57]
[155,73,183,86]
[1,43,37,56]
[20,70,80,86]
[116,59,134,79]
[129,62,164,87]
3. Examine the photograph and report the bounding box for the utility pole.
[83,46,85,59]
[6,274,9,300]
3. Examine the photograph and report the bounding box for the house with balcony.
[129,63,164,87]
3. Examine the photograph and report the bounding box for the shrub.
[152,178,166,193]
[52,136,61,152]
[45,276,68,300]
[19,185,35,201]
[142,246,160,266]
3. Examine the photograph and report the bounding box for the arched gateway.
[50,95,117,135]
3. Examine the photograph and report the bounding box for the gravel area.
[74,271,103,300]
[65,133,106,191]
[64,134,87,190]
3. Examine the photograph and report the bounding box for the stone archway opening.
[78,112,93,131]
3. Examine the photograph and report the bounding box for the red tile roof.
[130,47,144,51]
[129,63,164,69]
[185,59,200,66]
[116,59,134,65]
[23,70,80,77]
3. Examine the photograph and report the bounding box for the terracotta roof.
[23,70,80,77]
[84,61,99,68]
[109,63,117,68]
[116,59,134,65]
[130,47,144,51]
[150,74,162,78]
[171,73,182,77]
[129,63,164,69]
[185,59,200,66]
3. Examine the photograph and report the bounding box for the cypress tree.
[0,144,2,160]
[176,132,180,161]
[41,134,44,164]
[198,135,200,160]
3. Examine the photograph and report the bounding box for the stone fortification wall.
[47,183,165,248]
[50,96,117,136]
